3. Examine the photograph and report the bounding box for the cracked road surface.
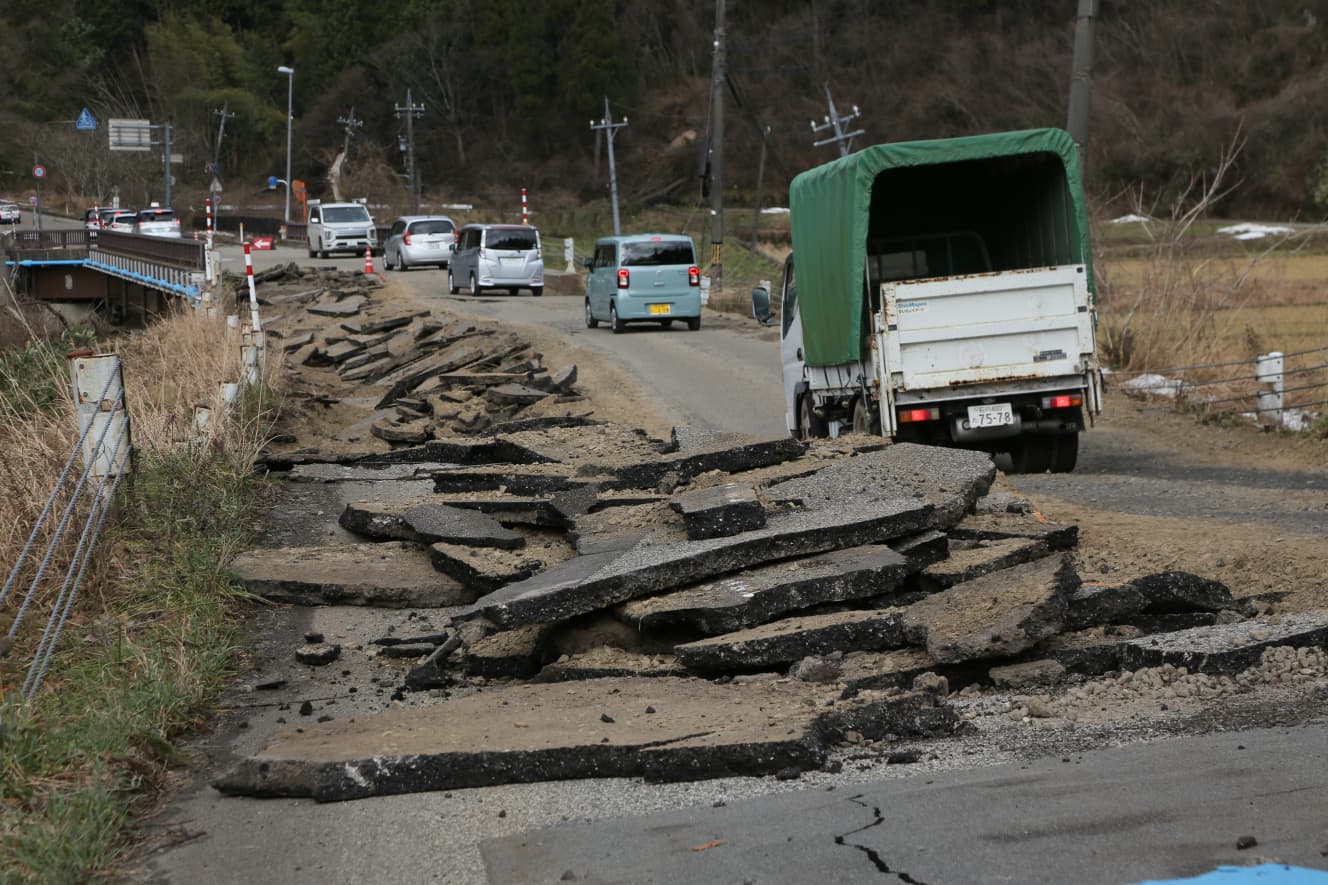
[480,725,1328,884]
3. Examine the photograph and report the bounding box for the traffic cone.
[364,246,375,274]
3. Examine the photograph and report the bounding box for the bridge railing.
[94,230,205,271]
[3,229,92,249]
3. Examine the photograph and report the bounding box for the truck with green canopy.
[752,127,1102,473]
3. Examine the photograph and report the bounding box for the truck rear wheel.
[798,395,828,440]
[1010,437,1054,474]
[1050,431,1079,473]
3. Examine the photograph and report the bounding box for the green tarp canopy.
[789,127,1093,366]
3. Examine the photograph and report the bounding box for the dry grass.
[1,301,279,881]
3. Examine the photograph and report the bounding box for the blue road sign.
[76,108,97,131]
[267,175,279,189]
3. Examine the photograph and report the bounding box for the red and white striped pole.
[521,187,528,225]
[243,242,262,335]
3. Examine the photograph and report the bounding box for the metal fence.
[1112,345,1328,427]
[1,354,133,705]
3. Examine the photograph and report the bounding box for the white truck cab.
[307,199,377,258]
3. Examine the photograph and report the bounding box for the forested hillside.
[3,0,1327,218]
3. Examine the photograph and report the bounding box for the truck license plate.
[968,403,1014,428]
[648,303,671,315]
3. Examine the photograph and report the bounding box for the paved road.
[133,246,1328,885]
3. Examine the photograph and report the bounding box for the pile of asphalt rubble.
[218,268,1328,803]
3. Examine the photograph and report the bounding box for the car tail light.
[897,407,940,423]
[1041,394,1082,409]
[403,232,412,245]
[688,266,700,286]
[617,268,630,289]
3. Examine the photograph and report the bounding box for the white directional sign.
[108,118,152,151]
[76,108,97,131]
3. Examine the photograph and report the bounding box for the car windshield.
[621,241,696,267]
[487,229,537,251]
[323,206,371,223]
[411,219,454,235]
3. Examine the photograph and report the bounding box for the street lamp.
[277,65,294,225]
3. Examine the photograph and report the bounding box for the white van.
[307,199,377,258]
[447,224,544,296]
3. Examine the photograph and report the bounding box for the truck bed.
[880,265,1094,393]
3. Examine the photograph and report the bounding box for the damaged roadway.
[139,265,1328,884]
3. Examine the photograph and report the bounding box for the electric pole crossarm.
[811,84,864,157]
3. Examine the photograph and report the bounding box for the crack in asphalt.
[833,793,928,884]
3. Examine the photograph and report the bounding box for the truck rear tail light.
[688,266,700,286]
[1042,394,1082,409]
[897,407,940,423]
[617,268,630,289]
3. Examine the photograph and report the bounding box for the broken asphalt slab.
[616,544,913,636]
[213,677,959,801]
[763,443,995,530]
[674,608,910,672]
[338,500,524,549]
[227,543,473,607]
[1117,610,1328,674]
[669,482,767,540]
[475,500,934,629]
[597,437,807,490]
[901,553,1079,664]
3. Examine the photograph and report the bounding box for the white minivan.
[448,224,544,296]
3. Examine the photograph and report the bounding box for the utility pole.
[811,85,864,157]
[589,97,628,235]
[708,0,726,293]
[337,107,364,162]
[1066,0,1099,159]
[750,125,771,249]
[162,121,173,206]
[394,91,425,212]
[210,105,235,224]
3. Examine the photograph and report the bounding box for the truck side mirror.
[583,257,594,270]
[751,286,775,325]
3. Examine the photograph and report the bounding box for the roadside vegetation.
[0,306,277,882]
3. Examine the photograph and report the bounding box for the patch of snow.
[1120,373,1184,398]
[1240,408,1321,432]
[1110,214,1152,224]
[1216,222,1294,240]
[761,207,790,215]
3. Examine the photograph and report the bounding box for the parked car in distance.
[383,215,456,270]
[104,210,137,232]
[135,203,182,238]
[0,201,21,224]
[83,207,103,231]
[307,199,377,258]
[448,223,544,296]
[584,233,702,332]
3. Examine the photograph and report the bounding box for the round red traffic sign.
[32,165,46,179]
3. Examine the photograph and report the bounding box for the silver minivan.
[448,224,544,296]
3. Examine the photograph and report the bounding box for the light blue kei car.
[583,234,702,333]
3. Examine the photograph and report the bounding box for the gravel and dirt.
[134,269,1328,883]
